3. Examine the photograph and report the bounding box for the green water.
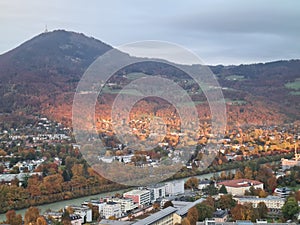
[0,170,234,221]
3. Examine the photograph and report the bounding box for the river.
[0,169,236,222]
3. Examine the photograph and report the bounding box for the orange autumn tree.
[24,207,40,225]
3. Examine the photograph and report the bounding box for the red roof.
[217,179,263,188]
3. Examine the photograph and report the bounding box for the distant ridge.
[0,30,299,127]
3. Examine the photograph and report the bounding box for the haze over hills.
[0,30,299,128]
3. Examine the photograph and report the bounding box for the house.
[198,180,212,190]
[217,179,263,196]
[115,155,134,164]
[213,209,228,222]
[99,156,115,163]
[44,211,63,221]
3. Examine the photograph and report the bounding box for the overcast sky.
[0,0,300,65]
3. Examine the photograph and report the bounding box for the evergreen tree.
[282,197,299,220]
[219,185,228,194]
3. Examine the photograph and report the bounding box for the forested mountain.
[0,30,299,128]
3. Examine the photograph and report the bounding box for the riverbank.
[0,152,289,221]
[0,169,233,222]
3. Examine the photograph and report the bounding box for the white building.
[217,179,264,196]
[115,154,134,164]
[234,196,285,209]
[165,180,185,196]
[99,156,115,163]
[69,206,92,223]
[123,189,151,207]
[82,200,107,215]
[107,198,138,213]
[148,184,166,202]
[274,187,291,198]
[70,214,82,225]
[102,202,122,219]
[198,180,212,190]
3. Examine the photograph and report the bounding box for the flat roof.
[218,179,263,188]
[124,189,150,195]
[99,219,133,225]
[236,221,253,225]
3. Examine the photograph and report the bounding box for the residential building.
[234,196,285,209]
[43,212,63,222]
[281,147,300,170]
[217,179,263,196]
[0,172,42,185]
[165,180,185,196]
[197,219,297,225]
[274,187,291,198]
[115,154,134,164]
[123,189,151,207]
[102,202,122,219]
[213,209,228,223]
[43,212,82,224]
[198,180,212,190]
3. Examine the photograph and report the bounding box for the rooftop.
[199,180,211,185]
[274,187,291,192]
[99,219,133,225]
[176,198,204,216]
[236,221,253,225]
[132,207,177,225]
[124,189,150,196]
[218,179,263,188]
[213,210,228,218]
[235,195,284,201]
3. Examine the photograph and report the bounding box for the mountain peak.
[0,30,112,78]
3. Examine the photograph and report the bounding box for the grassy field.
[290,91,300,95]
[285,78,300,90]
[225,98,247,105]
[125,72,147,80]
[225,75,245,81]
[101,86,143,96]
[284,184,300,191]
